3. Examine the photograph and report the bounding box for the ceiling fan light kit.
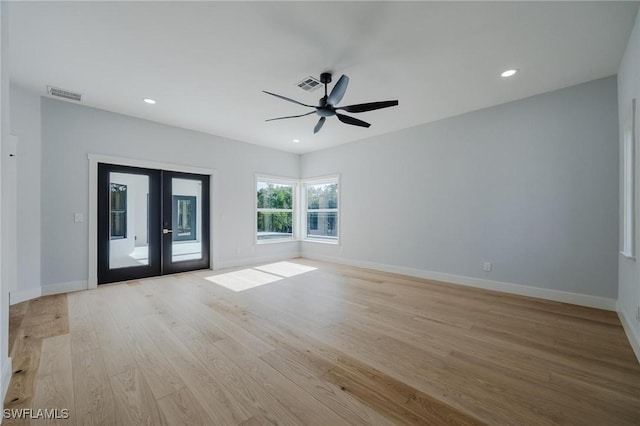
[264,72,398,134]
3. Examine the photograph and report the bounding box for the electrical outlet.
[74,213,83,223]
[483,262,492,272]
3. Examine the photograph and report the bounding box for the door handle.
[163,229,173,234]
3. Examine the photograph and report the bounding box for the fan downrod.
[319,72,332,106]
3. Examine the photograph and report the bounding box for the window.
[622,99,636,258]
[256,177,296,242]
[304,177,339,243]
[110,183,127,239]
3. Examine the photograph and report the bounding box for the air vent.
[47,86,82,102]
[297,76,322,92]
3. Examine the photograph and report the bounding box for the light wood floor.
[4,259,640,425]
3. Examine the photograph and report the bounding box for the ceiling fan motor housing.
[320,72,332,84]
[316,106,335,117]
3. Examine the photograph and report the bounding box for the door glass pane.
[109,172,149,269]
[172,178,202,262]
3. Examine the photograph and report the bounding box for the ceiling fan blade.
[337,100,398,113]
[336,113,370,128]
[313,117,326,134]
[327,74,349,106]
[263,91,315,108]
[265,111,316,122]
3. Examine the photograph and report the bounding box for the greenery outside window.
[304,177,339,243]
[256,177,296,243]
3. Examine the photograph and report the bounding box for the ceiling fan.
[263,72,398,134]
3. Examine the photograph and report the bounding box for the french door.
[97,163,210,284]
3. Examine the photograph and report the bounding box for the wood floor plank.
[72,348,117,426]
[156,388,216,426]
[109,368,167,426]
[163,293,275,356]
[122,322,187,399]
[3,329,42,410]
[97,286,188,399]
[21,295,68,339]
[67,292,101,354]
[31,335,75,426]
[4,295,70,425]
[260,349,397,426]
[166,354,253,425]
[214,337,350,426]
[36,335,72,377]
[8,300,28,356]
[239,414,280,426]
[86,302,139,377]
[172,323,322,425]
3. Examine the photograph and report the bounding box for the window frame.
[109,182,127,240]
[255,174,299,244]
[622,99,636,259]
[302,175,340,245]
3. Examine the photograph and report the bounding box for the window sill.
[256,238,298,245]
[303,238,339,245]
[620,251,636,260]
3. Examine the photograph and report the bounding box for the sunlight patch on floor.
[254,261,317,277]
[206,261,317,292]
[205,268,282,291]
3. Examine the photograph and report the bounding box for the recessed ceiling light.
[292,139,300,143]
[501,69,518,78]
[143,98,156,104]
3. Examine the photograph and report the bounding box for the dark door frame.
[162,170,210,275]
[97,163,162,284]
[97,164,211,284]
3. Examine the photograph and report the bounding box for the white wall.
[618,9,640,361]
[302,77,619,307]
[8,84,41,303]
[1,134,16,298]
[0,0,12,406]
[40,97,300,290]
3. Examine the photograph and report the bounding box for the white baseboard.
[1,357,12,408]
[617,303,640,364]
[304,253,617,311]
[41,280,88,297]
[9,287,42,305]
[8,281,87,305]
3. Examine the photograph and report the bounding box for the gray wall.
[40,98,300,288]
[9,84,41,295]
[302,76,619,299]
[618,10,640,352]
[0,0,10,402]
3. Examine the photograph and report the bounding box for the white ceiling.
[9,1,639,154]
